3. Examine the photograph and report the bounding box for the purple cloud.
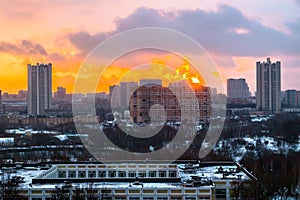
[68,31,111,54]
[68,5,300,57]
[0,40,47,55]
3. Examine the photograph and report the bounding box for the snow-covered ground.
[214,135,300,162]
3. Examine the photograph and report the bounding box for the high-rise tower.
[256,58,281,111]
[28,63,52,116]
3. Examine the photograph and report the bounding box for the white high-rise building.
[28,63,52,116]
[256,58,281,111]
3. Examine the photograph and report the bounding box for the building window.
[143,197,154,200]
[159,170,166,177]
[198,197,210,200]
[128,171,136,178]
[157,198,168,200]
[68,171,76,178]
[88,171,96,178]
[98,171,106,178]
[185,197,196,200]
[78,170,86,178]
[108,170,116,178]
[215,189,226,200]
[58,171,66,178]
[118,171,126,178]
[115,197,126,200]
[149,171,156,178]
[129,197,140,200]
[169,171,177,178]
[170,197,182,200]
[138,171,146,178]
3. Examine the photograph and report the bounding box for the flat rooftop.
[0,161,256,190]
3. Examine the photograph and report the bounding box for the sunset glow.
[0,1,299,94]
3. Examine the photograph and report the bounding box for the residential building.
[53,86,66,102]
[297,91,300,107]
[109,85,121,109]
[0,90,3,114]
[130,80,211,123]
[130,83,164,123]
[168,81,211,123]
[256,58,281,111]
[120,82,138,110]
[227,78,250,99]
[18,90,28,100]
[27,63,52,116]
[285,89,297,107]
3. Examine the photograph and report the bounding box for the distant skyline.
[0,1,300,94]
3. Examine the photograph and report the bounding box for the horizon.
[1,57,299,95]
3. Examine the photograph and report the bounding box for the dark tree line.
[0,173,27,200]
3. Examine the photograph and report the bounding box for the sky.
[0,0,300,94]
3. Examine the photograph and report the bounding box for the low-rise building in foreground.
[0,161,257,200]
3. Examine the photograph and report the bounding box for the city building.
[0,90,28,114]
[18,90,28,100]
[227,78,250,99]
[140,79,162,86]
[281,89,300,110]
[53,86,66,102]
[285,89,297,107]
[27,63,52,116]
[168,81,211,123]
[110,85,121,109]
[0,90,3,114]
[0,90,27,102]
[130,83,164,123]
[256,58,281,112]
[129,80,211,123]
[297,91,300,107]
[120,82,139,110]
[1,161,257,200]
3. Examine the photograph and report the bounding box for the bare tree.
[0,172,27,200]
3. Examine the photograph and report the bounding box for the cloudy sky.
[1,0,300,94]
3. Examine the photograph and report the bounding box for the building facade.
[256,58,281,111]
[130,83,165,123]
[110,85,121,110]
[285,89,297,107]
[28,63,52,116]
[120,82,139,110]
[297,91,300,108]
[129,81,211,123]
[53,86,66,102]
[227,78,250,99]
[5,161,257,200]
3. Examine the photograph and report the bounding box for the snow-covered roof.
[5,128,58,134]
[55,135,68,141]
[1,162,254,190]
[177,164,250,183]
[0,137,14,143]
